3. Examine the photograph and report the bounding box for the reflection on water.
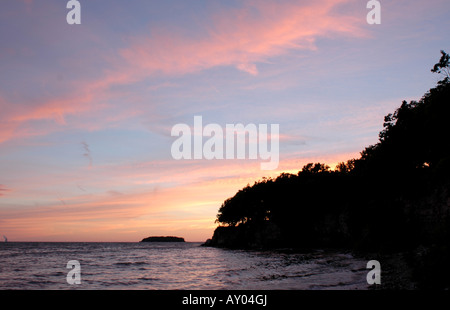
[0,242,369,290]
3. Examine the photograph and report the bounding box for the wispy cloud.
[81,141,93,168]
[0,0,366,146]
[0,185,11,197]
[120,0,364,78]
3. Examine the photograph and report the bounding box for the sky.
[1,0,449,242]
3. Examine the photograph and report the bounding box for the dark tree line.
[210,51,450,289]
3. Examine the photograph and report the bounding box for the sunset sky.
[1,0,449,242]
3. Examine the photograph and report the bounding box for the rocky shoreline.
[202,225,446,290]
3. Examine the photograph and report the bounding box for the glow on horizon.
[1,0,449,242]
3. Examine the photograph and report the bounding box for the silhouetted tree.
[299,163,330,175]
[431,50,450,84]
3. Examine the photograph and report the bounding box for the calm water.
[0,242,370,290]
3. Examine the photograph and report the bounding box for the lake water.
[0,242,370,290]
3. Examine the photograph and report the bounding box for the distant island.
[140,236,185,243]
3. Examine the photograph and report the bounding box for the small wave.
[27,279,60,287]
[259,274,288,281]
[115,262,132,266]
[114,261,148,266]
[138,276,159,281]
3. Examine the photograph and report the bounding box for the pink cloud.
[0,0,366,146]
[0,71,138,144]
[0,185,11,197]
[0,94,98,146]
[237,63,259,76]
[120,0,364,77]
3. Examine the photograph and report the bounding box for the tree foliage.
[431,50,450,84]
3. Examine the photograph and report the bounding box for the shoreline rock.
[202,222,282,249]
